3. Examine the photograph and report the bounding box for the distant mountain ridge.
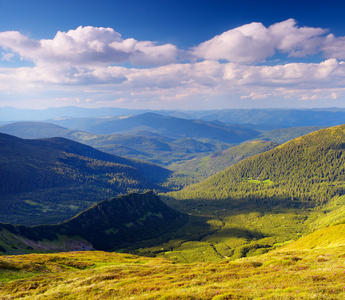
[2,106,345,128]
[0,121,232,165]
[49,112,260,144]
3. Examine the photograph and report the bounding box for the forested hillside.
[171,125,345,205]
[257,126,325,144]
[0,192,187,254]
[0,133,171,225]
[169,140,279,184]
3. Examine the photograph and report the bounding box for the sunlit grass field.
[1,241,345,299]
[1,196,345,299]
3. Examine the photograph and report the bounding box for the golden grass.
[1,245,345,299]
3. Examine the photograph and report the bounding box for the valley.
[1,108,345,299]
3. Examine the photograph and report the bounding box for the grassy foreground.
[1,242,345,299]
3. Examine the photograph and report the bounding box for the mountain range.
[0,120,232,165]
[2,106,345,128]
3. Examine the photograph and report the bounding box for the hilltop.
[0,133,171,225]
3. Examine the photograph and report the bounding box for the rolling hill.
[169,140,279,184]
[0,191,188,254]
[49,112,260,143]
[0,133,171,225]
[171,124,345,204]
[257,126,325,144]
[0,121,231,165]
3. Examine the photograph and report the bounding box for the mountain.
[257,126,325,144]
[0,192,188,254]
[193,108,345,127]
[0,106,149,122]
[2,106,345,128]
[171,124,345,204]
[49,113,260,143]
[169,140,279,184]
[0,122,231,165]
[0,121,71,139]
[0,133,171,225]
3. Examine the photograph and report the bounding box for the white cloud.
[192,19,328,63]
[322,34,345,60]
[0,26,178,67]
[1,52,14,61]
[1,21,345,108]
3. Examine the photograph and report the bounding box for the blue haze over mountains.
[1,107,345,128]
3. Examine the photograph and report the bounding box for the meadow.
[1,240,345,299]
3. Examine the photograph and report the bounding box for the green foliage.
[171,125,345,206]
[0,133,172,225]
[0,192,188,254]
[167,140,278,186]
[257,126,325,144]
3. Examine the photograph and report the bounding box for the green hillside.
[0,133,171,225]
[283,223,345,251]
[169,140,278,185]
[0,192,188,254]
[257,126,325,144]
[171,125,345,205]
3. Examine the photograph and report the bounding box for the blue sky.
[1,0,345,110]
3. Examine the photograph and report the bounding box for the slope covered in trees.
[0,133,171,225]
[169,140,279,184]
[171,125,345,205]
[257,126,325,144]
[0,192,188,254]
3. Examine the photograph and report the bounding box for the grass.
[1,245,345,299]
[132,198,312,263]
[1,195,345,298]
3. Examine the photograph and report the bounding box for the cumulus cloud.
[322,34,345,60]
[193,19,328,63]
[1,21,345,108]
[0,26,177,67]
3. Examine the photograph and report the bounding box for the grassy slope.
[1,241,345,299]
